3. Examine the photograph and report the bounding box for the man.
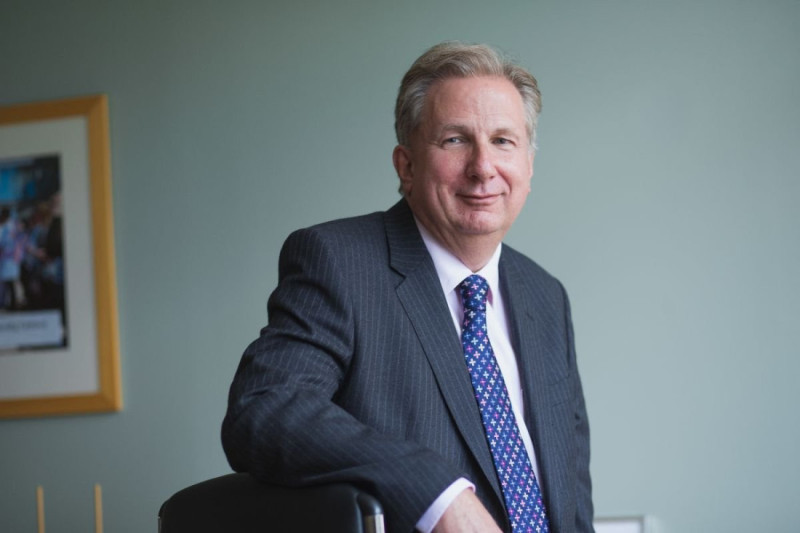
[222,42,593,532]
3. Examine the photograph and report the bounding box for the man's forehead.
[428,75,518,98]
[421,77,527,129]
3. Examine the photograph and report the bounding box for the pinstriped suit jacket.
[222,199,593,532]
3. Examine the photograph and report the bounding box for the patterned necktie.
[459,274,549,533]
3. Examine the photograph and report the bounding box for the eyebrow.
[437,123,469,135]
[436,124,522,139]
[492,127,520,139]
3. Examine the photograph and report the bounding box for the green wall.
[2,1,798,531]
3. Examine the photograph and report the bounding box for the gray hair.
[394,41,542,150]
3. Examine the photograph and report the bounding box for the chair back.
[159,473,385,533]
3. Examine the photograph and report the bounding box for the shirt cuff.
[415,478,475,533]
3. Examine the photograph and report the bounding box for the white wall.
[1,1,798,531]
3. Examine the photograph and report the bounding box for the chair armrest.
[159,473,384,533]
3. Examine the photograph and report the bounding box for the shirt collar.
[414,217,502,304]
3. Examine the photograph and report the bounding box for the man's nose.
[467,142,496,181]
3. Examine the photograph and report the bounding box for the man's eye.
[443,137,463,144]
[494,138,512,145]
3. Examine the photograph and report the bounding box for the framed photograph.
[0,95,121,418]
[595,515,655,533]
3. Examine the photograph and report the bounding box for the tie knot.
[459,275,489,311]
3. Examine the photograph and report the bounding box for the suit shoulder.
[311,209,385,231]
[297,209,384,241]
[500,243,569,304]
[282,210,388,264]
[501,243,558,283]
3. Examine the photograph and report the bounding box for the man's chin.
[454,217,506,238]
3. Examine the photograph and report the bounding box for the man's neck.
[446,240,500,272]
[414,217,503,272]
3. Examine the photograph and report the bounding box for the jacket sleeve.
[221,227,462,532]
[563,283,594,532]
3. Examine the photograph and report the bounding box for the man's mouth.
[458,193,500,205]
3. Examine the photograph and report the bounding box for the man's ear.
[392,145,414,196]
[528,149,535,178]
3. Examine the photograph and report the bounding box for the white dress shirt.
[414,221,542,532]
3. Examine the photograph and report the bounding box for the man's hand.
[432,488,502,533]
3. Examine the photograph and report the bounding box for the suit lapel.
[500,250,569,532]
[383,206,573,529]
[384,201,502,501]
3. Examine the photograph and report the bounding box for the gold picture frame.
[0,95,121,418]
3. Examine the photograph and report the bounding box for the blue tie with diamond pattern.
[458,274,549,533]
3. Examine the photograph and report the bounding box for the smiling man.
[393,74,534,271]
[223,42,593,533]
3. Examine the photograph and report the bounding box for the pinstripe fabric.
[222,199,593,533]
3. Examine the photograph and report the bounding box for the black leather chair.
[158,473,385,533]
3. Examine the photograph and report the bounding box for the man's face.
[393,76,534,255]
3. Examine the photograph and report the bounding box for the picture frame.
[595,515,655,533]
[0,95,121,418]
